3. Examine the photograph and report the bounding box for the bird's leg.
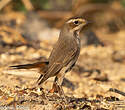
[49,67,68,103]
[49,79,58,93]
[55,76,68,104]
[55,76,65,97]
[50,73,67,100]
[49,75,65,95]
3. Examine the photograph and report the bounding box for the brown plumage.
[10,61,48,73]
[11,17,88,96]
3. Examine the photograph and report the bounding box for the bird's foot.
[49,83,58,93]
[49,88,55,93]
[58,85,68,103]
[50,83,68,103]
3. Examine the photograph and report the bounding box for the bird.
[10,17,88,97]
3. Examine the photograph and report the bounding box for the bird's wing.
[37,37,78,85]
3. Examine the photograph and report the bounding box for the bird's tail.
[10,61,49,70]
[10,61,49,84]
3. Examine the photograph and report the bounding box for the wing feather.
[37,36,79,85]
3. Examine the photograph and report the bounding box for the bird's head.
[65,17,88,33]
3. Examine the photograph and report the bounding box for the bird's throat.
[74,30,81,45]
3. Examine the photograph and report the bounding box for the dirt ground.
[0,12,125,110]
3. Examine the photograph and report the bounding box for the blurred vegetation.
[13,0,27,11]
[31,0,50,10]
[91,0,113,3]
[11,0,50,12]
[121,0,125,7]
[6,0,125,12]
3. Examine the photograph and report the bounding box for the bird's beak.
[81,20,92,28]
[81,19,91,27]
[86,20,92,25]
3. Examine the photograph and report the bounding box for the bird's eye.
[74,21,79,25]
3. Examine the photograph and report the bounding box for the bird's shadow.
[73,64,101,77]
[62,65,101,91]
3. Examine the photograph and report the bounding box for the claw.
[49,88,55,93]
[49,83,58,93]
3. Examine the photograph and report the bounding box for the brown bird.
[11,17,88,97]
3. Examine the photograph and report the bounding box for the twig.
[0,0,12,10]
[109,88,125,97]
[38,11,72,20]
[21,0,34,11]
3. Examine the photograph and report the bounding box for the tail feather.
[10,61,49,69]
[10,61,49,84]
[36,74,43,84]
